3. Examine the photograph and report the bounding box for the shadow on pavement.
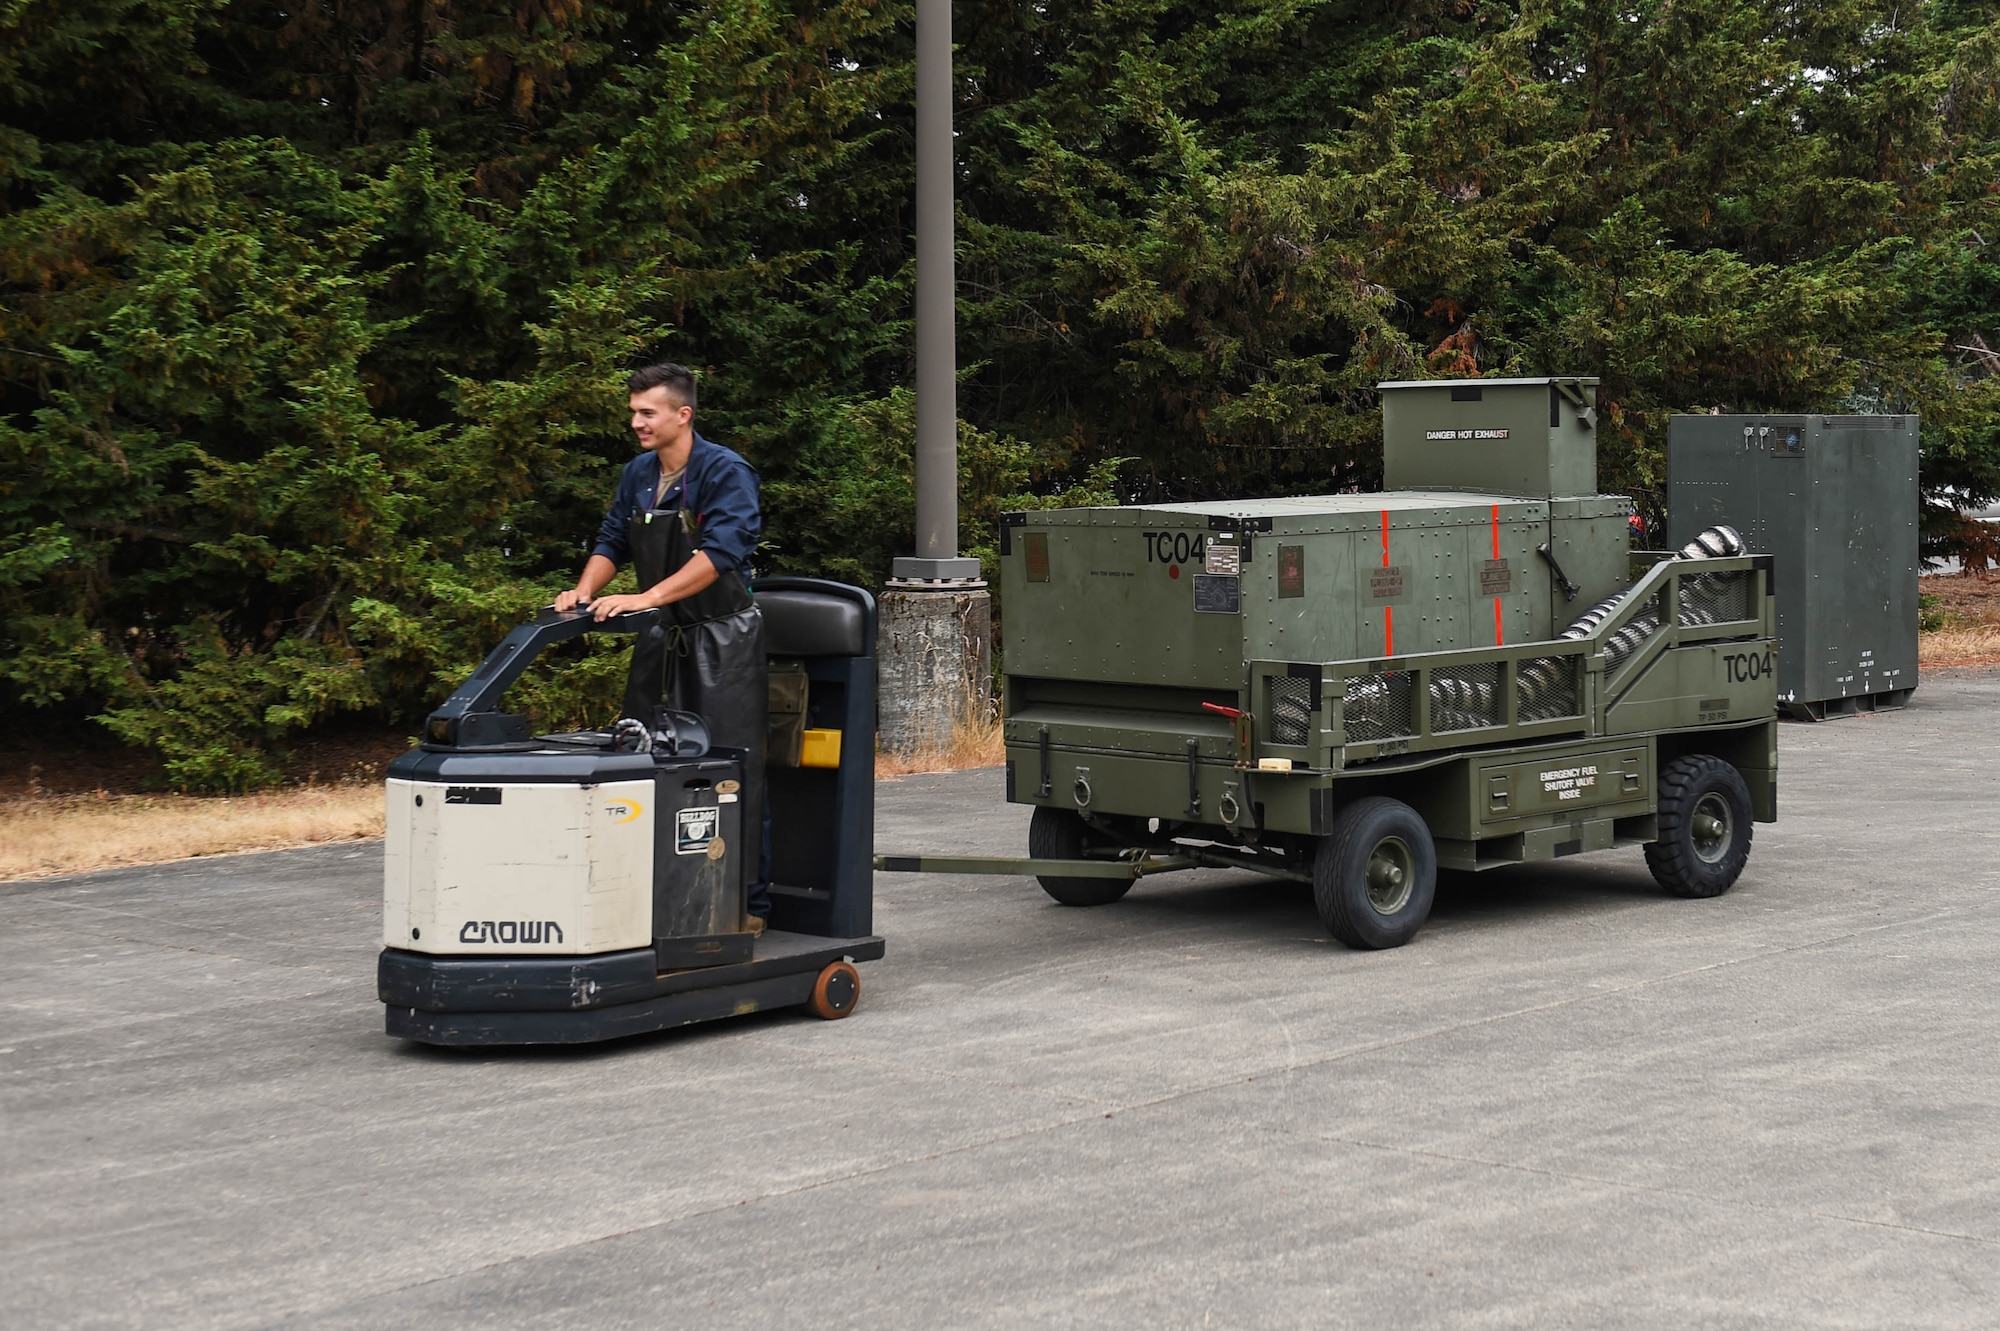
[379,1002,816,1062]
[1073,850,1675,942]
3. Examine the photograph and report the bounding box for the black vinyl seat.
[757,587,872,659]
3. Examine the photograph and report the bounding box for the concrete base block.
[878,588,992,754]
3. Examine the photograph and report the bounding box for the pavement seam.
[1118,905,1959,1114]
[251,1064,2000,1328]
[0,969,377,1056]
[1,1018,1098,1196]
[1282,1129,2000,1250]
[741,907,1955,1130]
[251,907,1981,1319]
[730,1034,1121,1108]
[259,1105,1127,1323]
[1099,905,2000,1250]
[15,896,351,976]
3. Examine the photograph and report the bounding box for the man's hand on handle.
[554,551,719,622]
[586,592,659,622]
[555,584,645,619]
[555,554,620,615]
[552,584,654,621]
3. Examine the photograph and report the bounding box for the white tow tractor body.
[383,777,656,956]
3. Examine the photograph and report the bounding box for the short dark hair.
[627,363,696,409]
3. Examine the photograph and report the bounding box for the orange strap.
[1491,505,1504,645]
[1381,510,1394,655]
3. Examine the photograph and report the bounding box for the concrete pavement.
[4,672,1999,1328]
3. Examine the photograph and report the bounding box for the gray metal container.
[1667,414,1918,719]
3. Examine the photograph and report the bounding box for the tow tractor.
[376,578,881,1046]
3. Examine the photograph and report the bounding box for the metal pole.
[896,0,978,583]
[879,0,985,757]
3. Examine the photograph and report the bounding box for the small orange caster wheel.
[805,960,861,1019]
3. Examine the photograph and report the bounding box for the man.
[555,363,772,929]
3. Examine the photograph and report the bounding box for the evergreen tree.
[1,0,1993,786]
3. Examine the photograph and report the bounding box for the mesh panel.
[1429,662,1503,732]
[1517,655,1582,722]
[1601,611,1662,673]
[1342,672,1414,743]
[1592,590,1666,674]
[1266,675,1316,747]
[1678,570,1754,627]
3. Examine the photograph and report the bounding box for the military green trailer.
[880,377,1779,949]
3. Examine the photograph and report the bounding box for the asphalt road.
[6,673,2000,1328]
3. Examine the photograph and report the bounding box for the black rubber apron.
[623,505,769,907]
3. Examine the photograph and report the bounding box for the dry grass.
[1921,574,2000,671]
[876,714,1007,779]
[0,784,385,883]
[1922,623,2000,669]
[2,723,1004,880]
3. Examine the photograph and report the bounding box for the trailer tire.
[1645,755,1752,898]
[1314,797,1436,950]
[1028,807,1133,907]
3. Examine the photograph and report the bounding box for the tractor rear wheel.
[805,961,861,1019]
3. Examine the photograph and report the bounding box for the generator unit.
[1667,413,1919,720]
[882,377,1781,951]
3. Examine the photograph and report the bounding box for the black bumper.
[379,931,885,1047]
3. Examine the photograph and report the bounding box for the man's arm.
[685,448,762,577]
[586,551,719,621]
[554,555,619,613]
[557,458,647,611]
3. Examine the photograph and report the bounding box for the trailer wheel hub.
[1691,796,1733,864]
[1365,838,1415,915]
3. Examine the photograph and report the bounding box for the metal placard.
[1193,574,1240,614]
[1277,545,1305,598]
[1204,542,1241,576]
[1479,558,1512,595]
[1369,566,1405,600]
[1025,531,1050,582]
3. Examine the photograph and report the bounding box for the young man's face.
[629,386,694,453]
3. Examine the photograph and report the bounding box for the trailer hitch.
[874,849,1195,880]
[872,845,1310,885]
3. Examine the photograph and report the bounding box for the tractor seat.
[756,586,870,659]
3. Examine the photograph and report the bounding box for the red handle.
[1201,702,1243,719]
